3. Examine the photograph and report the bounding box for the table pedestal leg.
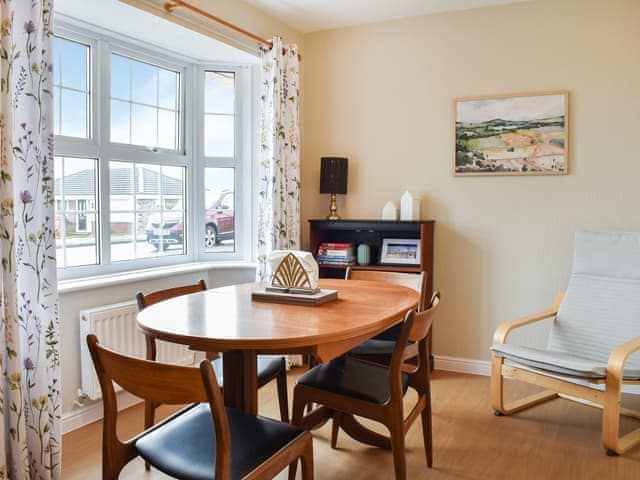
[223,349,258,414]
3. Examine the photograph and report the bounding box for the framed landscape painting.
[454,91,568,176]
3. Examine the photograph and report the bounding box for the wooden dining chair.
[136,280,290,434]
[345,268,428,364]
[86,334,313,480]
[291,293,440,480]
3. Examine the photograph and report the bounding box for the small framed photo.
[380,238,421,265]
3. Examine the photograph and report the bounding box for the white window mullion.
[190,64,203,260]
[98,39,112,267]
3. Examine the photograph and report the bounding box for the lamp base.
[326,193,341,220]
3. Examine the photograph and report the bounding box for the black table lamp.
[320,157,348,220]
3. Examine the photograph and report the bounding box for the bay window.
[54,25,248,280]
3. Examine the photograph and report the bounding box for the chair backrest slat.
[88,334,207,404]
[137,279,207,310]
[407,293,440,343]
[346,268,427,311]
[389,293,440,393]
[549,232,640,369]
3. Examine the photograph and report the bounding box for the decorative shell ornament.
[267,250,320,294]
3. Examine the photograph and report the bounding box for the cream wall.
[301,0,640,361]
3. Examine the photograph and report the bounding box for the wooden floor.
[62,370,640,479]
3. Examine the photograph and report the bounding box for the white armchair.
[490,231,640,455]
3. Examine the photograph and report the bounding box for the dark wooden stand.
[309,219,436,366]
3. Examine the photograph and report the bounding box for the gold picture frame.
[454,90,569,176]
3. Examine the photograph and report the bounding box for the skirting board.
[433,354,491,376]
[62,391,142,435]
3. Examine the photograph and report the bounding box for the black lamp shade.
[319,157,348,194]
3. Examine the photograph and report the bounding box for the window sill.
[58,261,257,294]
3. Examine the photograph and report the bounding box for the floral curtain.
[256,37,300,281]
[0,1,61,479]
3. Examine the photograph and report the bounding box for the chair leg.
[603,377,623,454]
[288,391,308,480]
[288,460,298,480]
[276,363,290,423]
[331,412,341,449]
[490,355,506,414]
[305,356,317,414]
[300,434,314,480]
[143,400,155,471]
[421,399,433,468]
[389,416,407,480]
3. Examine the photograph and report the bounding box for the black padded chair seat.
[348,338,396,356]
[136,403,304,480]
[298,356,409,405]
[371,323,403,342]
[210,356,284,386]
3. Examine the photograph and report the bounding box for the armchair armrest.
[492,293,564,345]
[606,336,640,382]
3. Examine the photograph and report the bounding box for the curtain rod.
[163,0,301,60]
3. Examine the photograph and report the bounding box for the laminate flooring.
[61,370,640,479]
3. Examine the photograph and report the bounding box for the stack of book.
[316,242,355,266]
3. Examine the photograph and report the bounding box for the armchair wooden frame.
[291,294,440,480]
[86,334,313,480]
[491,292,640,455]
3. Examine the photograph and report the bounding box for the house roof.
[55,167,183,197]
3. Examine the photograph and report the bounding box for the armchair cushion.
[547,231,640,371]
[491,343,640,380]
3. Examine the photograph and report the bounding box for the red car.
[145,190,234,250]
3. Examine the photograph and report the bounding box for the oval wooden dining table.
[136,278,419,417]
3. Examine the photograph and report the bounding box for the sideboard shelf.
[308,219,435,297]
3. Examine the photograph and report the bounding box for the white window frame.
[195,65,250,262]
[54,20,251,281]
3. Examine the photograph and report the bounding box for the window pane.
[159,69,178,110]
[55,157,99,268]
[131,60,158,105]
[135,163,160,208]
[205,71,234,114]
[158,110,176,150]
[110,54,180,151]
[204,115,234,157]
[54,36,90,140]
[110,100,130,144]
[111,54,131,100]
[60,38,88,91]
[204,167,234,253]
[110,212,134,262]
[60,89,88,137]
[110,161,186,261]
[110,161,133,199]
[65,214,98,267]
[131,104,157,147]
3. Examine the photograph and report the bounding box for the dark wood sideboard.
[308,219,435,298]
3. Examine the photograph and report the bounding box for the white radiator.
[79,300,197,400]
